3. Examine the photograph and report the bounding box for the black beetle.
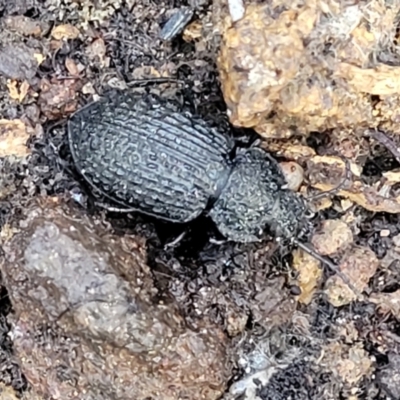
[68,89,361,296]
[68,90,306,243]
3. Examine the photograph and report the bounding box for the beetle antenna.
[292,238,364,301]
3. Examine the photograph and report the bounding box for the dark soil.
[0,1,399,400]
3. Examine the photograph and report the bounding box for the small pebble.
[393,233,400,247]
[380,229,391,237]
[279,161,304,191]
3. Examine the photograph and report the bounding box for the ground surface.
[0,1,400,399]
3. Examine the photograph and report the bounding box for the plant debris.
[292,248,322,305]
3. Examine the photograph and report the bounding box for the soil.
[0,1,400,400]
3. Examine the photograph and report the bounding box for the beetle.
[68,89,361,296]
[68,90,306,243]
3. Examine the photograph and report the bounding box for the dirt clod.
[311,220,353,256]
[325,246,380,306]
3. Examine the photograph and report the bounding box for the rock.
[4,16,45,37]
[217,1,400,137]
[0,119,31,158]
[38,78,80,119]
[321,342,373,386]
[279,161,304,191]
[0,197,230,400]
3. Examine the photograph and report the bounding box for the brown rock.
[0,119,31,158]
[0,197,230,400]
[4,16,44,37]
[217,1,400,137]
[38,79,81,119]
[321,342,373,386]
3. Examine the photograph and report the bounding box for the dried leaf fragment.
[6,80,19,101]
[183,21,203,42]
[0,119,31,157]
[65,58,79,76]
[262,142,316,161]
[51,24,80,40]
[7,80,30,102]
[33,53,45,66]
[308,155,400,214]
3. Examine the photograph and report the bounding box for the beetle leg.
[163,231,187,250]
[94,202,137,213]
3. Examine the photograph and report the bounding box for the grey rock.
[378,353,400,399]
